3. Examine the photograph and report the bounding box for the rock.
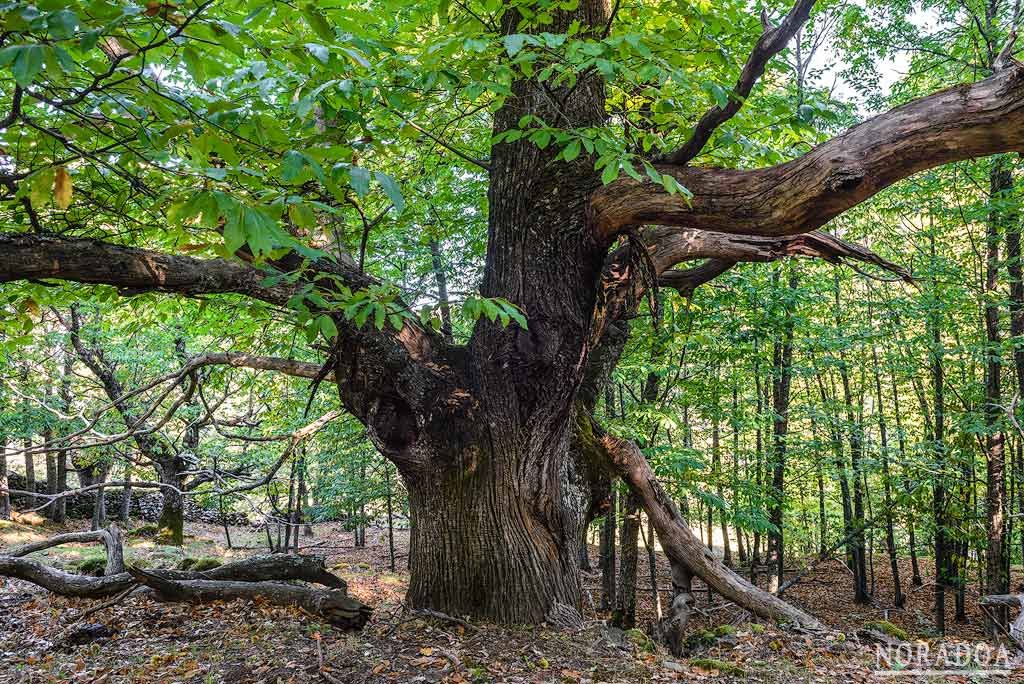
[663,660,686,673]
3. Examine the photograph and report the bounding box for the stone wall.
[4,472,249,525]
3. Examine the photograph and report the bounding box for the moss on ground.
[73,556,107,576]
[863,620,909,641]
[689,657,745,676]
[178,556,222,571]
[624,628,655,653]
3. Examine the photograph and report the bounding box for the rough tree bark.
[2,0,1024,630]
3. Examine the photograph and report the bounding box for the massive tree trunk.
[403,434,588,624]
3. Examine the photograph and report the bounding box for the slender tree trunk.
[816,461,827,556]
[836,280,869,605]
[733,384,747,565]
[41,383,55,518]
[0,437,9,519]
[872,346,904,607]
[929,229,949,634]
[768,269,796,592]
[23,436,34,505]
[615,490,641,628]
[43,427,56,521]
[120,468,133,522]
[385,461,396,573]
[712,390,731,566]
[600,488,617,611]
[429,238,453,342]
[751,350,763,582]
[984,157,1012,635]
[890,365,923,587]
[644,517,662,619]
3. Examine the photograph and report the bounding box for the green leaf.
[319,315,338,340]
[353,303,372,328]
[562,139,581,162]
[349,166,371,197]
[601,162,619,185]
[281,150,305,182]
[7,45,44,87]
[47,9,78,39]
[373,304,386,330]
[288,202,316,229]
[705,82,729,109]
[182,46,206,83]
[302,5,334,42]
[305,43,329,64]
[375,172,405,213]
[29,167,55,207]
[503,34,528,56]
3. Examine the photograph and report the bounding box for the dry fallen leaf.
[54,166,72,209]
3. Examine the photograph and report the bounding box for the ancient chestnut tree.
[1,0,1023,629]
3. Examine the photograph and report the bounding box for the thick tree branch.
[0,232,449,463]
[593,66,1024,241]
[184,352,330,381]
[0,232,295,305]
[658,259,737,295]
[647,227,912,281]
[662,0,817,165]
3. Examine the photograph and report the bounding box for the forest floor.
[1,515,1022,683]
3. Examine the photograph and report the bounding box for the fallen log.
[3,523,124,575]
[127,566,371,629]
[1,528,370,629]
[0,552,351,598]
[980,595,1024,644]
[0,556,132,598]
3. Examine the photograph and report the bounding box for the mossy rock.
[624,628,655,653]
[128,523,159,538]
[714,624,737,637]
[689,658,745,676]
[73,557,107,577]
[863,620,909,641]
[178,556,222,572]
